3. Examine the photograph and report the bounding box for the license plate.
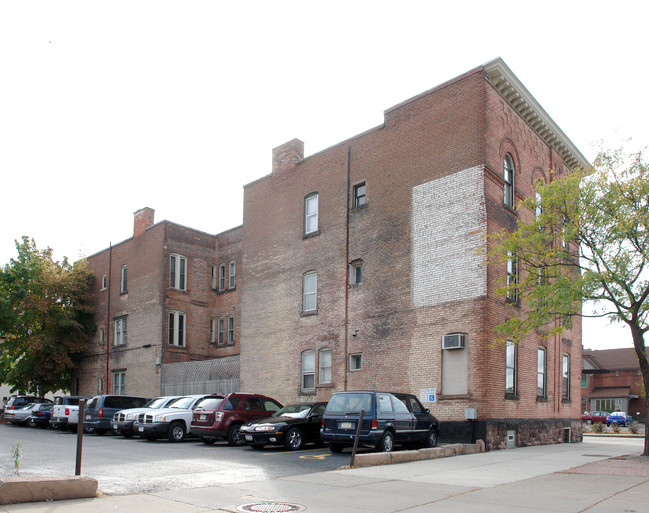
[245,435,253,441]
[200,414,206,420]
[113,424,118,430]
[85,415,90,420]
[138,427,144,432]
[339,421,354,429]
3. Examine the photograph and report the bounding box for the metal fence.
[160,356,240,396]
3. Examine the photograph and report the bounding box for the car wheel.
[585,419,593,425]
[201,437,216,445]
[285,428,304,451]
[168,422,186,443]
[26,418,36,428]
[227,424,244,446]
[376,431,394,453]
[328,443,344,453]
[424,428,438,448]
[251,444,266,450]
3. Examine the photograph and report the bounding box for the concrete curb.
[352,442,484,468]
[0,475,98,505]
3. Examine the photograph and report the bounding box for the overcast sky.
[1,1,647,351]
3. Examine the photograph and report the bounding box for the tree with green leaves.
[490,146,649,455]
[0,237,95,396]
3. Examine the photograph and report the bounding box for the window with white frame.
[349,353,362,371]
[227,315,234,344]
[170,254,187,290]
[99,327,104,343]
[98,377,104,394]
[219,263,226,291]
[301,350,315,391]
[218,317,224,345]
[113,371,126,395]
[349,260,363,285]
[211,265,217,289]
[319,349,332,383]
[209,318,216,343]
[504,154,514,208]
[304,193,319,234]
[120,265,128,293]
[506,251,518,303]
[506,340,517,395]
[114,317,127,346]
[168,311,186,346]
[229,260,236,289]
[537,348,546,398]
[562,354,570,400]
[303,272,317,312]
[353,182,366,208]
[101,274,107,290]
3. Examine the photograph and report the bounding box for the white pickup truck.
[50,396,92,432]
[132,394,210,442]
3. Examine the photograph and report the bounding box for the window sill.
[352,203,368,211]
[438,394,471,401]
[562,398,572,404]
[211,342,235,348]
[120,291,128,296]
[348,283,362,289]
[536,397,548,402]
[303,230,321,240]
[505,393,520,401]
[300,390,316,396]
[301,310,318,317]
[168,344,188,350]
[505,298,520,307]
[169,287,188,294]
[216,287,236,295]
[316,382,334,389]
[503,204,517,215]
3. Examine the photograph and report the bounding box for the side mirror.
[424,409,430,414]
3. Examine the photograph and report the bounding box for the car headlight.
[126,413,136,420]
[154,415,167,422]
[254,425,275,432]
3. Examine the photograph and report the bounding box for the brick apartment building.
[76,208,242,398]
[583,348,646,420]
[240,58,586,449]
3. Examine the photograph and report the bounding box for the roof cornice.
[482,58,590,171]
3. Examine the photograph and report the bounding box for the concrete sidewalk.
[1,437,647,512]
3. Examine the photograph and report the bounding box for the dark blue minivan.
[320,391,439,453]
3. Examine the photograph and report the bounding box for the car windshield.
[20,403,35,410]
[145,397,172,408]
[167,397,194,409]
[272,404,313,418]
[326,393,373,415]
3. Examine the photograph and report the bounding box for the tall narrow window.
[120,265,128,293]
[227,315,234,344]
[353,182,366,207]
[506,251,518,303]
[209,318,216,343]
[211,265,217,289]
[168,311,186,346]
[229,260,236,289]
[319,349,332,384]
[114,317,127,346]
[101,274,107,290]
[535,191,543,220]
[303,272,317,312]
[504,154,514,208]
[99,328,105,343]
[562,354,570,400]
[98,377,104,394]
[218,317,224,345]
[537,348,546,398]
[219,263,226,291]
[304,193,319,234]
[349,260,363,285]
[113,371,126,395]
[301,350,315,391]
[170,254,187,290]
[506,340,517,395]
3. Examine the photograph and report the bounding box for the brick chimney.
[134,207,155,237]
[272,139,304,175]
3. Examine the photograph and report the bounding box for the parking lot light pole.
[349,409,364,467]
[75,399,85,476]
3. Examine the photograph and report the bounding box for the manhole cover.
[236,502,306,512]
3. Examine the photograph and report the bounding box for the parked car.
[2,396,51,419]
[112,396,182,438]
[606,411,632,427]
[133,395,212,442]
[84,395,150,435]
[50,396,93,430]
[240,402,327,450]
[4,402,54,426]
[26,403,54,428]
[191,392,283,446]
[581,411,609,424]
[321,391,439,453]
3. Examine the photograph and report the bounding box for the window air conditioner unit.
[442,333,466,350]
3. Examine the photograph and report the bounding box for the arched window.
[504,154,515,208]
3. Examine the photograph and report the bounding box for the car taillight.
[371,419,378,429]
[65,408,70,415]
[10,405,15,410]
[98,408,103,417]
[215,412,224,421]
[322,419,324,427]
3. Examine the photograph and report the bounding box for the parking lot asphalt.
[1,436,647,512]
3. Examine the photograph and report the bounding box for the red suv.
[190,393,283,446]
